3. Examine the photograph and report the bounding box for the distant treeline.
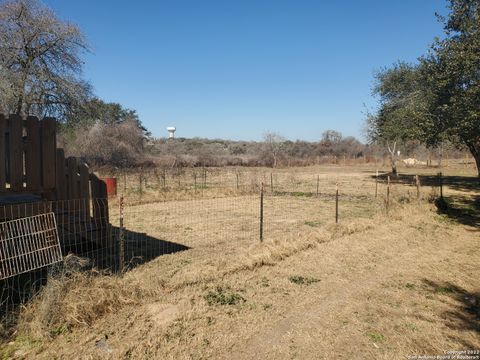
[145,133,465,169]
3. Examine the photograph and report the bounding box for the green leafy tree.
[368,0,480,176]
[419,0,480,175]
[65,98,149,135]
[367,62,426,174]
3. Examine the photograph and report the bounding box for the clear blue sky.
[45,0,448,141]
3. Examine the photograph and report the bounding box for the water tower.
[167,126,176,139]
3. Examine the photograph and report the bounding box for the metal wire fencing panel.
[0,212,62,280]
[53,198,116,271]
[0,198,114,328]
[110,195,260,271]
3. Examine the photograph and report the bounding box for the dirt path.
[229,212,480,359]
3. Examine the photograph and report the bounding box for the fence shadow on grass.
[0,229,190,333]
[422,279,480,348]
[434,196,480,228]
[114,227,190,271]
[367,172,480,228]
[368,172,479,192]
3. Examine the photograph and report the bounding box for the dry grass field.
[1,163,479,359]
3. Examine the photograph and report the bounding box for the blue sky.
[45,0,448,141]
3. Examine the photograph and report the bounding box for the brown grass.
[2,165,479,359]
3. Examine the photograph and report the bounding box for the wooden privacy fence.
[0,114,107,200]
[0,114,108,233]
[0,114,56,194]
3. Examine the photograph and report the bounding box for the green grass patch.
[304,220,322,227]
[289,191,314,197]
[435,286,454,294]
[204,286,245,306]
[367,332,385,342]
[288,275,320,285]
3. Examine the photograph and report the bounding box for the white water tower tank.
[167,126,176,139]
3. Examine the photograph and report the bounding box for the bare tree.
[263,132,286,168]
[64,119,146,167]
[387,140,399,175]
[0,0,90,119]
[321,130,342,145]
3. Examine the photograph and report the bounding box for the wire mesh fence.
[0,198,112,328]
[0,169,443,331]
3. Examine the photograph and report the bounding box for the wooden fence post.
[260,183,264,242]
[236,171,239,190]
[316,175,319,197]
[375,169,378,198]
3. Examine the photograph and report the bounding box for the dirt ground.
[1,164,479,359]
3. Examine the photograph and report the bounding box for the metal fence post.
[386,176,390,213]
[119,195,125,273]
[270,172,273,193]
[415,174,420,199]
[375,169,378,198]
[260,182,264,242]
[335,183,339,223]
[316,175,319,197]
[438,172,443,199]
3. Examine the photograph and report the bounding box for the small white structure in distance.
[167,126,176,139]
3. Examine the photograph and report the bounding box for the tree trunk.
[474,155,480,177]
[390,155,397,175]
[466,142,480,177]
[387,141,398,176]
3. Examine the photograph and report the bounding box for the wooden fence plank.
[25,116,41,191]
[90,174,108,244]
[67,157,78,200]
[41,117,56,190]
[79,164,89,199]
[9,115,23,191]
[91,175,108,211]
[55,149,66,200]
[79,163,90,219]
[0,114,5,191]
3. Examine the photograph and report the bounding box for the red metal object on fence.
[102,177,117,197]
